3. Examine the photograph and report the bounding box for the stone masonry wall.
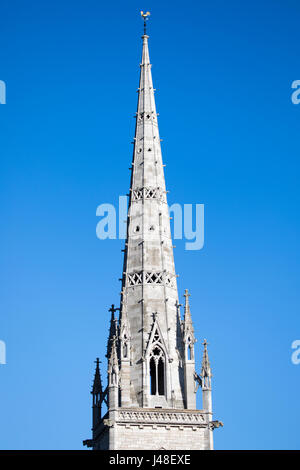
[113,424,209,450]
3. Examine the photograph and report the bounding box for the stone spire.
[119,289,131,407]
[119,24,183,409]
[182,289,196,409]
[108,336,119,408]
[92,357,103,396]
[201,339,212,390]
[91,358,103,431]
[83,15,223,450]
[183,289,194,331]
[106,304,118,358]
[108,336,119,379]
[201,339,213,449]
[182,289,196,349]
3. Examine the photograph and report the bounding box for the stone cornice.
[117,408,208,426]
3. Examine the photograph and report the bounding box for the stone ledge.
[117,408,207,426]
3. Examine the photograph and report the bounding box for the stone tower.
[83,14,222,451]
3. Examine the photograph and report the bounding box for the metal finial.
[140,11,150,35]
[183,289,191,300]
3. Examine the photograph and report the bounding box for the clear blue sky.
[1,0,300,450]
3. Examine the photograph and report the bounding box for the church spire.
[84,15,222,450]
[118,12,182,409]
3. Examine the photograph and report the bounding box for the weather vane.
[140,11,150,35]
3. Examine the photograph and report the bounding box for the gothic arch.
[145,317,169,400]
[149,343,165,395]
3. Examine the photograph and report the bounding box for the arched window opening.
[93,393,101,405]
[149,345,165,396]
[157,358,164,395]
[188,344,191,361]
[150,357,156,395]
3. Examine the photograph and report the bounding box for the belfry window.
[149,346,165,396]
